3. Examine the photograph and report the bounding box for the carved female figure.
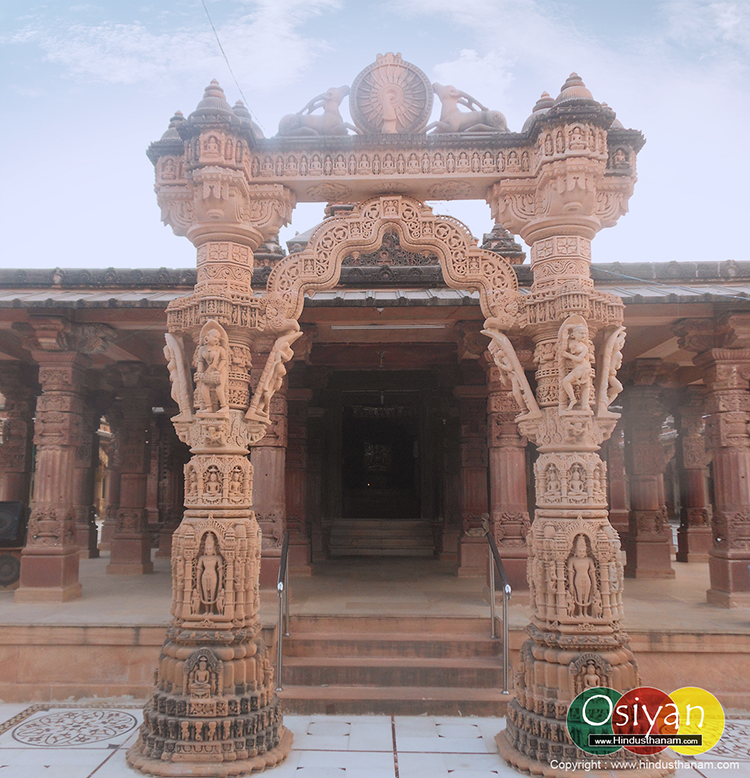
[196,328,228,413]
[561,324,592,410]
[196,532,223,612]
[567,535,597,617]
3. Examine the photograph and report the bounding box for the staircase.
[277,615,511,716]
[328,518,435,556]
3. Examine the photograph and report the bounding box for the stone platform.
[0,553,748,711]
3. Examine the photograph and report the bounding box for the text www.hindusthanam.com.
[549,759,740,771]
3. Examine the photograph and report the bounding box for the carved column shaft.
[604,422,629,537]
[0,363,36,505]
[73,403,101,559]
[622,383,674,578]
[156,415,186,559]
[15,352,90,602]
[285,387,312,575]
[108,383,155,575]
[454,384,489,578]
[486,363,529,589]
[696,349,750,607]
[100,405,123,551]
[674,388,712,563]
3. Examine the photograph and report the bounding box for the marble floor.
[0,704,748,778]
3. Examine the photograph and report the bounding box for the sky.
[1,0,748,270]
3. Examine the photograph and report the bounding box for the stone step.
[277,684,512,717]
[284,633,501,659]
[282,656,504,688]
[289,616,491,634]
[328,519,435,556]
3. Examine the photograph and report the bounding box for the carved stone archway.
[246,194,523,425]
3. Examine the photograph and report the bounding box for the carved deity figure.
[484,329,540,419]
[204,467,221,496]
[196,532,223,613]
[545,466,561,499]
[561,324,593,411]
[567,535,597,617]
[164,333,193,420]
[569,464,586,496]
[583,661,600,688]
[228,467,243,497]
[188,656,213,699]
[196,328,229,413]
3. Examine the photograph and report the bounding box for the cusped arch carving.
[262,195,519,332]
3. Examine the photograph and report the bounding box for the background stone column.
[0,362,37,506]
[286,387,313,575]
[15,351,90,602]
[107,369,155,575]
[485,354,530,589]
[603,421,629,537]
[250,339,288,587]
[697,346,750,607]
[674,387,712,562]
[454,383,490,578]
[622,372,674,578]
[73,401,102,558]
[100,403,123,551]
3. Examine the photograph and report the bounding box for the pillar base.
[107,562,154,575]
[127,725,292,777]
[676,526,712,563]
[15,582,82,602]
[707,588,750,608]
[496,554,529,591]
[457,538,487,578]
[623,537,675,579]
[260,554,281,588]
[15,549,82,602]
[496,730,674,778]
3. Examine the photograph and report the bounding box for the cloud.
[431,49,514,105]
[663,0,750,54]
[5,0,342,91]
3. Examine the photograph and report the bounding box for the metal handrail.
[486,530,512,694]
[275,530,290,692]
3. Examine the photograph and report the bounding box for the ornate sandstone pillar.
[0,363,37,506]
[676,315,750,607]
[127,81,295,775]
[487,75,668,776]
[13,318,113,602]
[107,368,156,575]
[673,388,712,563]
[622,375,674,579]
[485,352,530,589]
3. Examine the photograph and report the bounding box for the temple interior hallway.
[1,704,748,778]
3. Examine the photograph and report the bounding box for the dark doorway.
[342,406,419,519]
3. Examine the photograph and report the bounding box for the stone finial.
[554,72,595,103]
[160,111,185,141]
[522,92,555,133]
[233,100,264,138]
[191,79,233,119]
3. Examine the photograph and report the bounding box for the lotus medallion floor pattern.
[0,706,747,777]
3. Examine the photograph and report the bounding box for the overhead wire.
[199,0,266,135]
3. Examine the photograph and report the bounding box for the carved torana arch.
[262,195,519,333]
